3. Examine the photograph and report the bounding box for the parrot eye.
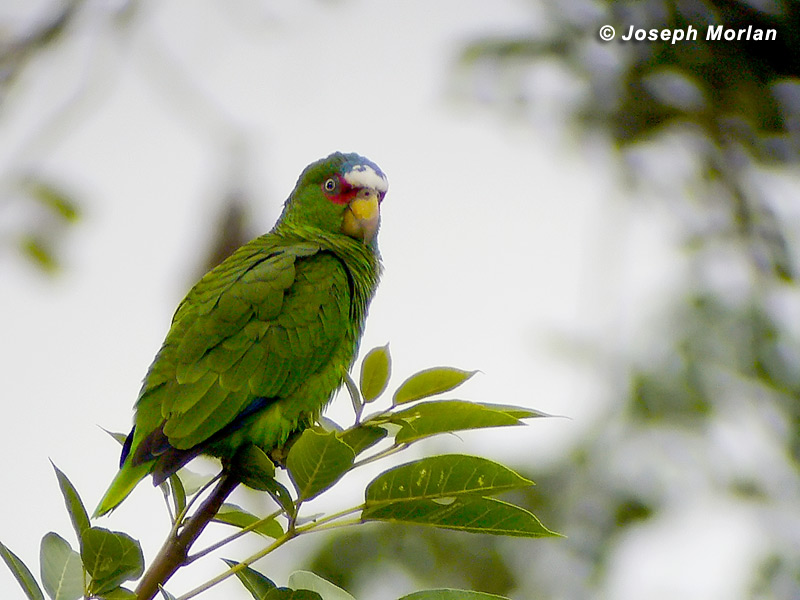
[323,177,338,193]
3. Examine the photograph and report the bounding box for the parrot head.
[279,152,388,245]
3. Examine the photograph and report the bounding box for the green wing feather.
[94,236,360,516]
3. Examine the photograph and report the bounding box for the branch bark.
[135,473,239,600]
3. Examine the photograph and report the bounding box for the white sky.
[1,1,780,599]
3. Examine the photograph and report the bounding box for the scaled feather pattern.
[95,152,387,516]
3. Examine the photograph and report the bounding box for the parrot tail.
[93,460,152,518]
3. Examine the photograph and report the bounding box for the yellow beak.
[341,188,381,243]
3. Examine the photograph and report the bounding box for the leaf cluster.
[1,347,555,600]
[0,465,143,600]
[9,177,82,274]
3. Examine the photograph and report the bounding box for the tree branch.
[135,472,239,600]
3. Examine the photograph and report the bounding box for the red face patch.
[322,174,358,205]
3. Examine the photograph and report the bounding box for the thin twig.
[177,533,294,600]
[295,517,365,536]
[179,472,224,522]
[293,504,364,532]
[351,442,410,470]
[186,508,283,563]
[177,503,366,600]
[162,472,223,543]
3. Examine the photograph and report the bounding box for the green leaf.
[365,455,532,504]
[96,587,136,600]
[388,400,525,444]
[475,402,551,419]
[214,504,283,539]
[318,416,343,432]
[158,586,177,600]
[222,559,275,600]
[21,235,58,273]
[360,344,391,402]
[101,429,128,446]
[39,533,83,600]
[168,473,187,518]
[287,571,356,600]
[0,540,45,600]
[398,590,510,600]
[51,463,90,544]
[26,179,80,223]
[80,527,143,594]
[262,477,297,518]
[265,589,322,600]
[362,496,557,538]
[175,467,214,496]
[339,425,388,456]
[232,444,277,491]
[287,429,355,501]
[342,371,363,417]
[393,367,476,405]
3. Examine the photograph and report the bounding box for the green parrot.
[94,152,387,517]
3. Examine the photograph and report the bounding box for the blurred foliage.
[0,0,88,273]
[197,188,257,276]
[0,0,85,93]
[308,525,516,596]
[9,176,82,273]
[309,1,800,598]
[0,0,250,276]
[631,292,800,457]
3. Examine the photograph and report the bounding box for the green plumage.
[95,152,386,516]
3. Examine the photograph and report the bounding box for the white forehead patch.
[344,164,388,193]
